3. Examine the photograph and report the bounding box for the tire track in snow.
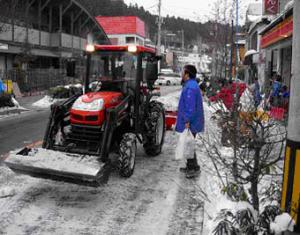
[0,132,183,235]
[167,177,205,235]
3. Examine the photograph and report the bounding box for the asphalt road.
[0,85,181,157]
[0,109,50,156]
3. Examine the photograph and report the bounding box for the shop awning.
[244,50,258,65]
[260,7,293,49]
[244,49,258,57]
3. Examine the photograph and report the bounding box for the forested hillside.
[79,0,222,46]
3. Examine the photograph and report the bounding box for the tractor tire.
[118,133,137,178]
[143,101,166,156]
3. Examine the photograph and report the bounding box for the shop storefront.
[260,8,293,90]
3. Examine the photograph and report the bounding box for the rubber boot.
[179,155,200,173]
[185,156,200,179]
[179,159,193,173]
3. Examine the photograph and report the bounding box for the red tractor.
[5,44,165,186]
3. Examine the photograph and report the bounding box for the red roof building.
[96,16,146,45]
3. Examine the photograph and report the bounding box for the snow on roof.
[245,49,258,57]
[259,6,293,35]
[248,15,262,23]
[248,16,272,34]
[284,0,294,11]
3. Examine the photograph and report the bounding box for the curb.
[0,108,29,117]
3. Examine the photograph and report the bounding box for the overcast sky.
[124,0,259,24]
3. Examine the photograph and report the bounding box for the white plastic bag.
[174,129,195,160]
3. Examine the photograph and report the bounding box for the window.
[126,37,135,44]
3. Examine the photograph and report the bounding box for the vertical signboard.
[264,0,279,15]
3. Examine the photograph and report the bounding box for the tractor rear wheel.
[143,101,165,156]
[118,133,137,177]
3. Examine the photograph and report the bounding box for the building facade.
[244,0,294,92]
[96,16,146,46]
[0,0,109,93]
[260,3,293,90]
[244,1,271,89]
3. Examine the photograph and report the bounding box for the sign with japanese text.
[264,0,279,15]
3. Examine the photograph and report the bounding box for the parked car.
[155,73,181,86]
[160,68,174,74]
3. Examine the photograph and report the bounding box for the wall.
[0,22,89,51]
[107,34,145,46]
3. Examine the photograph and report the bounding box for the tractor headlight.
[72,98,104,111]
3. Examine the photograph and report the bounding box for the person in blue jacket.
[175,64,205,178]
[0,79,5,95]
[270,74,282,107]
[249,77,262,108]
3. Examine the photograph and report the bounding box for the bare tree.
[202,89,286,234]
[202,90,286,211]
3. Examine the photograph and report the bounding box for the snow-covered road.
[0,130,205,235]
[0,88,208,235]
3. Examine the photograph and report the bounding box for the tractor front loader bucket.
[4,147,111,187]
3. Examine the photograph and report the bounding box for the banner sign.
[261,16,293,49]
[264,0,279,15]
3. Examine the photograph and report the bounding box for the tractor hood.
[70,91,123,126]
[82,92,123,106]
[72,91,123,111]
[79,91,123,104]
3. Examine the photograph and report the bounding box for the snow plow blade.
[4,148,111,187]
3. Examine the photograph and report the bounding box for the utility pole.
[157,0,162,72]
[281,1,300,232]
[229,20,234,81]
[181,29,184,51]
[232,0,240,181]
[235,0,239,81]
[224,0,228,79]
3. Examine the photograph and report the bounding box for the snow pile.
[284,0,294,11]
[11,97,20,108]
[156,91,180,111]
[6,148,103,176]
[32,95,64,108]
[240,88,255,112]
[0,186,16,198]
[0,97,25,110]
[0,97,27,119]
[64,83,82,89]
[0,106,19,111]
[270,213,295,234]
[0,132,185,235]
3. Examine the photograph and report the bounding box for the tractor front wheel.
[143,101,165,156]
[118,133,137,177]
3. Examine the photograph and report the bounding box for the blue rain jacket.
[0,80,5,94]
[271,81,281,97]
[175,78,205,134]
